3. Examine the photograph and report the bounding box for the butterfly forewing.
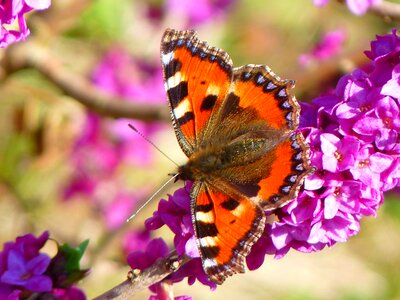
[161,29,233,156]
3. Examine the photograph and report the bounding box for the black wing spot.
[200,95,218,111]
[177,111,194,126]
[197,221,219,238]
[164,59,182,79]
[201,245,220,258]
[221,198,240,211]
[168,81,188,107]
[197,202,214,213]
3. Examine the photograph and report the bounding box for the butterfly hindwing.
[207,65,313,210]
[191,181,265,284]
[229,64,299,132]
[161,29,233,156]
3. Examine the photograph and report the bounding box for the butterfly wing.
[161,29,313,285]
[208,64,313,210]
[161,29,233,157]
[191,180,265,284]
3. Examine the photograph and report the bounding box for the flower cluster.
[143,0,236,27]
[127,238,195,300]
[0,0,51,48]
[138,30,400,291]
[0,231,88,299]
[64,48,166,230]
[299,29,346,66]
[265,29,400,258]
[313,0,381,15]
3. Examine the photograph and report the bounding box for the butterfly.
[161,28,313,284]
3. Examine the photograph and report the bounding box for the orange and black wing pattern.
[190,181,265,284]
[220,65,313,210]
[160,29,313,285]
[161,28,233,157]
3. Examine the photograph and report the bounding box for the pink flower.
[313,0,381,15]
[299,29,346,66]
[0,0,51,48]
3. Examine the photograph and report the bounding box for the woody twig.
[93,252,191,300]
[2,41,170,122]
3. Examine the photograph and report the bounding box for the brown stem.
[3,41,170,122]
[93,252,191,300]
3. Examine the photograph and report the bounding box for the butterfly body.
[161,29,313,284]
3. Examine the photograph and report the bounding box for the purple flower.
[52,287,86,300]
[350,145,393,190]
[267,29,399,257]
[146,182,197,258]
[0,0,51,48]
[299,29,346,66]
[1,250,52,292]
[353,97,400,150]
[320,134,360,172]
[92,48,166,164]
[127,238,169,271]
[0,231,52,294]
[103,193,137,230]
[63,113,120,200]
[313,0,381,15]
[0,232,88,299]
[164,0,236,27]
[122,229,151,256]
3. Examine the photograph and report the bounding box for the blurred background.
[0,0,399,299]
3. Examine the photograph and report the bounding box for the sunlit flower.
[0,0,51,47]
[313,0,381,15]
[299,29,346,66]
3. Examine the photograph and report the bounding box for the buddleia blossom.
[313,0,381,15]
[299,29,346,66]
[0,0,51,48]
[264,29,400,257]
[127,238,195,300]
[64,48,165,229]
[139,30,400,290]
[143,0,236,27]
[0,231,88,299]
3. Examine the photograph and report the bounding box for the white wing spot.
[231,203,245,217]
[266,82,277,90]
[199,236,217,247]
[278,89,287,98]
[166,71,185,89]
[206,84,220,96]
[174,98,192,119]
[161,51,174,65]
[195,210,215,223]
[203,258,218,268]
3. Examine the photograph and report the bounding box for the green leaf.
[59,239,89,273]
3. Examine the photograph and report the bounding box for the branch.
[3,41,170,122]
[93,252,191,300]
[370,1,400,21]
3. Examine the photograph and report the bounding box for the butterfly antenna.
[128,124,179,167]
[126,173,179,222]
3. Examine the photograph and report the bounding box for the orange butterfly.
[161,28,313,284]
